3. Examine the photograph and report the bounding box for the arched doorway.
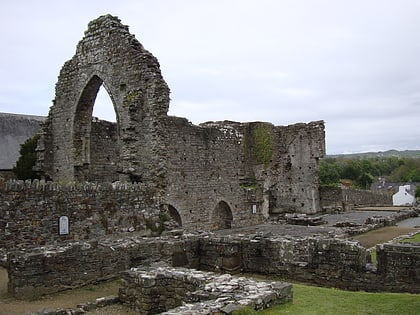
[212,201,233,230]
[161,204,182,227]
[73,75,120,182]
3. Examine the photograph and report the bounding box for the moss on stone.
[252,123,273,167]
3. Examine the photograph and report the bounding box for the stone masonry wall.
[120,266,292,314]
[163,118,325,231]
[7,236,200,299]
[37,15,326,227]
[0,180,169,249]
[320,186,392,211]
[6,234,420,298]
[376,243,420,292]
[197,235,420,293]
[87,119,120,182]
[37,15,169,187]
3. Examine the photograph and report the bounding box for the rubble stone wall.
[6,234,419,299]
[376,243,420,292]
[198,236,419,293]
[37,15,326,225]
[163,119,325,230]
[320,186,392,211]
[120,266,293,314]
[0,180,167,249]
[7,236,199,299]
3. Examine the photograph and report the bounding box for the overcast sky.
[1,0,420,154]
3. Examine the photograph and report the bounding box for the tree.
[319,159,341,186]
[13,134,40,180]
[415,186,420,199]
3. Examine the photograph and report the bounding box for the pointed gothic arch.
[38,15,169,183]
[73,75,120,181]
[212,200,233,230]
[161,204,182,227]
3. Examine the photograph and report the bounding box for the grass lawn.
[400,232,420,243]
[257,284,420,315]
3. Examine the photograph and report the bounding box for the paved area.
[321,210,399,227]
[397,216,420,228]
[216,207,417,238]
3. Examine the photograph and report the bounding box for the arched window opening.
[73,75,120,182]
[212,201,233,230]
[92,85,117,122]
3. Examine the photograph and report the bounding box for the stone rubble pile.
[120,266,292,314]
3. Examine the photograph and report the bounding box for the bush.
[13,134,40,180]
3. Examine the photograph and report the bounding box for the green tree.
[415,186,420,199]
[357,172,374,189]
[319,158,341,186]
[319,156,420,189]
[13,134,40,180]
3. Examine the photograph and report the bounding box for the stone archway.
[161,204,182,227]
[73,75,120,182]
[37,14,170,184]
[212,201,233,230]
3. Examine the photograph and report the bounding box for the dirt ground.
[0,267,136,315]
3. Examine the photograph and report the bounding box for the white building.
[392,185,416,206]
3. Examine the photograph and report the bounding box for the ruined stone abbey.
[36,14,325,230]
[1,15,418,313]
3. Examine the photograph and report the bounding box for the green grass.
[370,250,377,264]
[400,232,420,243]
[258,283,420,315]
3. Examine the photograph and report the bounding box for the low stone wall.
[320,186,392,211]
[200,236,369,289]
[7,236,199,299]
[6,233,420,299]
[199,235,419,293]
[120,266,292,314]
[376,243,420,292]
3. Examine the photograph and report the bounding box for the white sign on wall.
[252,204,257,214]
[58,216,69,235]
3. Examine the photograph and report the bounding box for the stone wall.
[120,266,292,314]
[162,119,325,232]
[376,243,420,292]
[7,236,199,299]
[198,235,420,293]
[199,235,370,288]
[6,233,420,298]
[37,14,326,222]
[0,146,326,248]
[85,118,120,182]
[320,186,392,211]
[36,15,169,187]
[0,180,169,249]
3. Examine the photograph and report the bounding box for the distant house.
[392,185,416,206]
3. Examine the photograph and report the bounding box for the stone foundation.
[120,266,292,314]
[6,233,420,299]
[7,236,199,299]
